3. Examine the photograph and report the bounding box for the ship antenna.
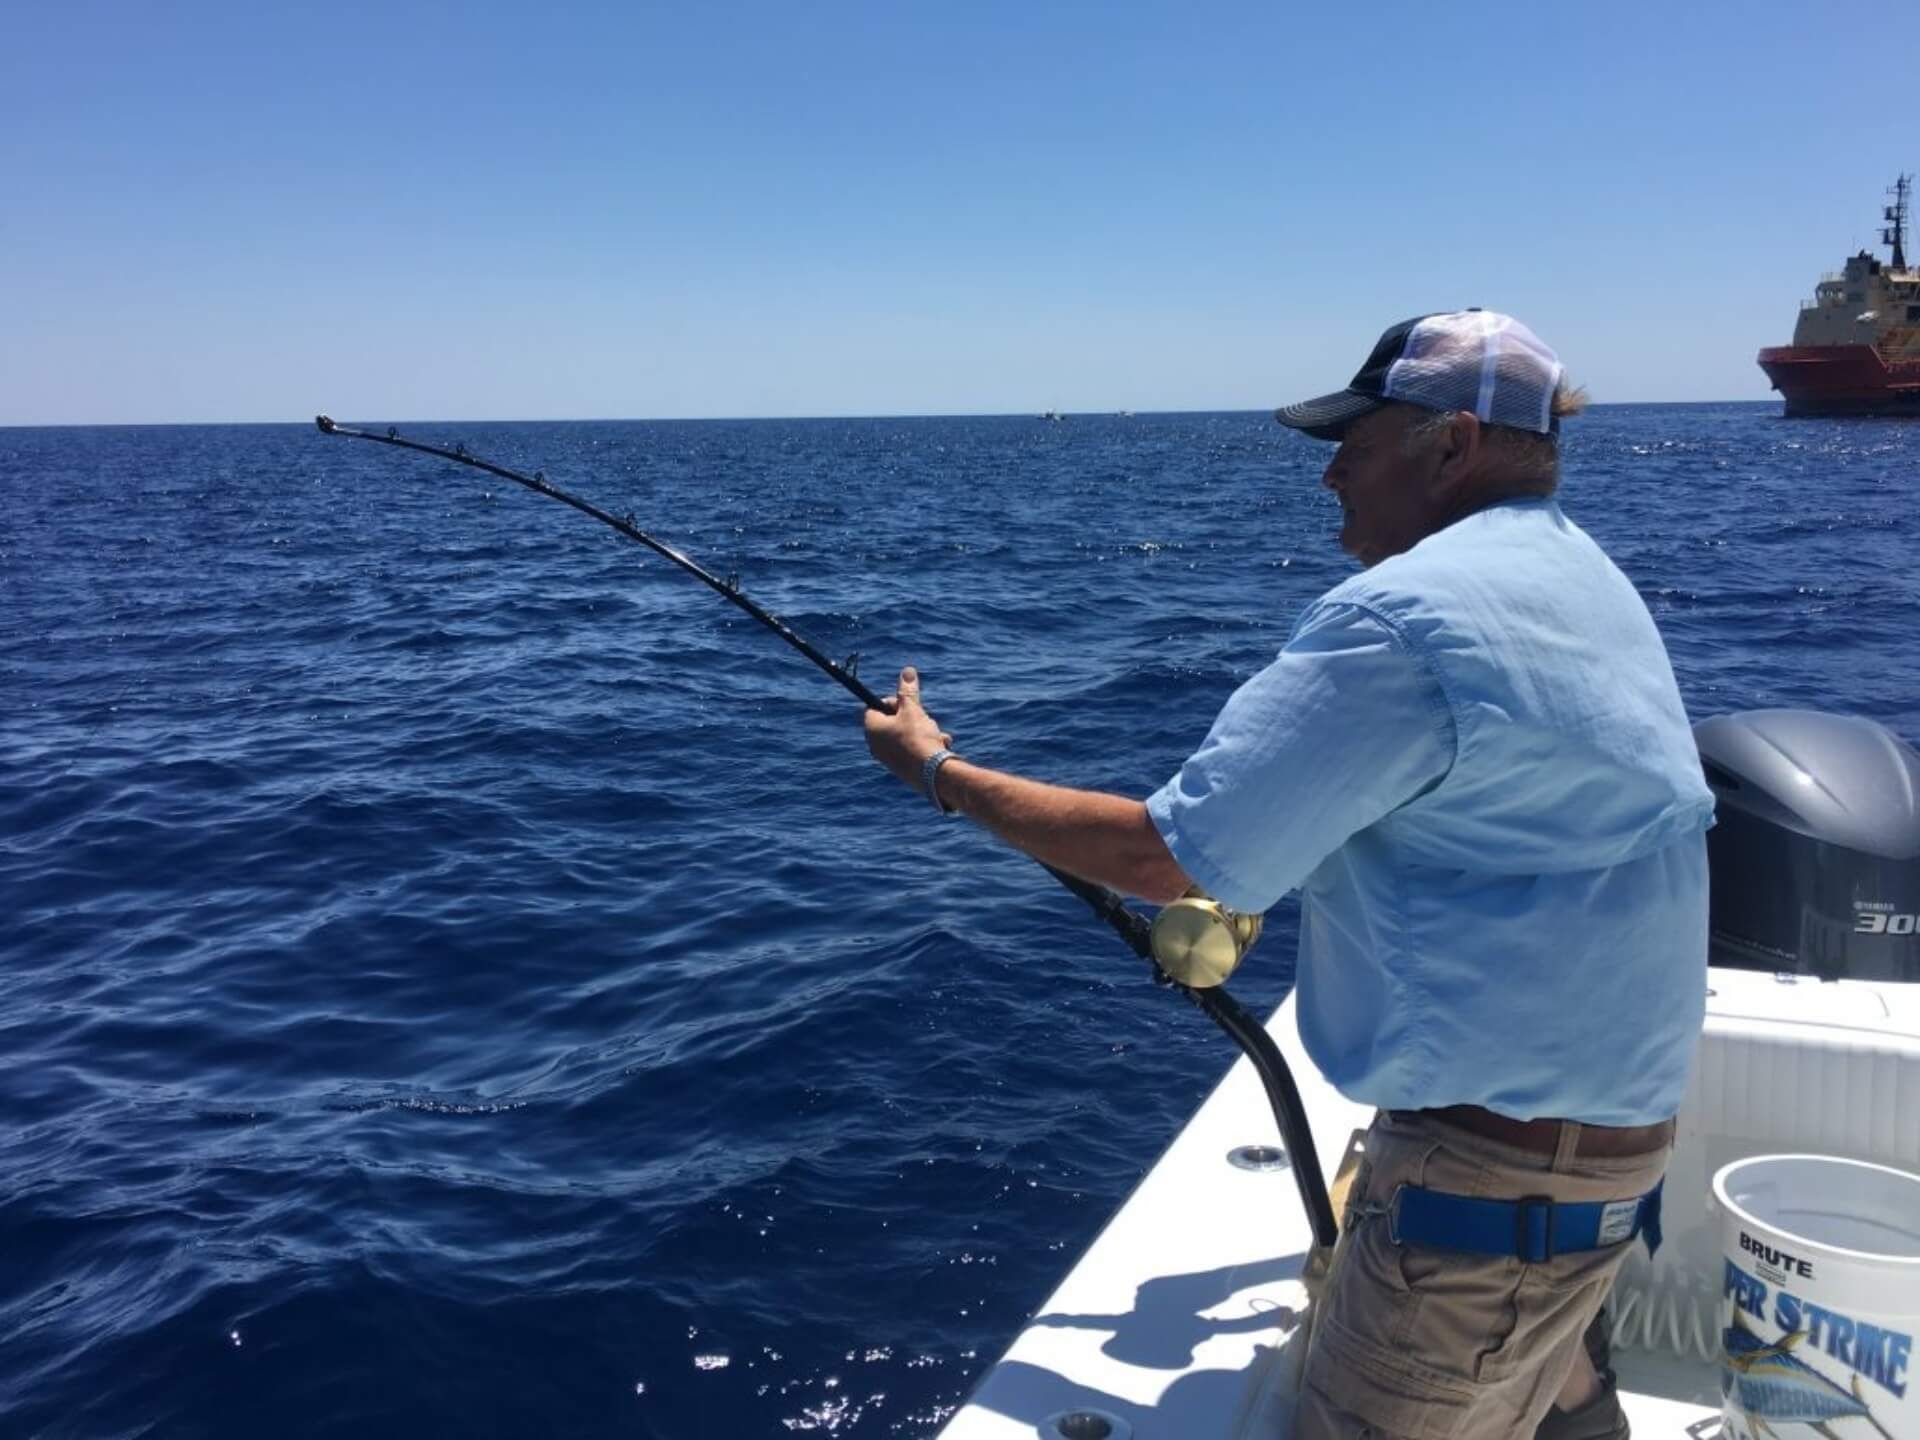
[1883,173,1911,270]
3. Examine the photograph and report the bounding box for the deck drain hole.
[1228,1143,1289,1172]
[1041,1410,1129,1440]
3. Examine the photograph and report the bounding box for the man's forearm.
[859,665,1192,904]
[932,758,1193,905]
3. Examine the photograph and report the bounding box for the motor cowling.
[1695,709,1920,982]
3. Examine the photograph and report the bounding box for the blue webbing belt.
[1387,1179,1664,1263]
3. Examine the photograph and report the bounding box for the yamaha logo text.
[1853,900,1918,936]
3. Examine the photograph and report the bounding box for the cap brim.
[1273,389,1384,442]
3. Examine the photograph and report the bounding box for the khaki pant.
[1297,1109,1672,1440]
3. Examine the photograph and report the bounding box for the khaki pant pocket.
[1302,1311,1478,1440]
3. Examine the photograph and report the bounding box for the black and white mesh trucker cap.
[1274,311,1565,441]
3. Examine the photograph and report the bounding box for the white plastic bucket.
[1715,1154,1920,1440]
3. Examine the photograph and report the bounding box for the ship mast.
[1883,173,1911,270]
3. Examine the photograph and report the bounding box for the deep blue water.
[3,406,1915,1438]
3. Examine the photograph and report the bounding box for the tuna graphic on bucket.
[1721,1310,1894,1437]
[1714,1154,1920,1440]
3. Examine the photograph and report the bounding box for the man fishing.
[863,311,1714,1440]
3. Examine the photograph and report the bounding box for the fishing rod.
[313,414,1338,1249]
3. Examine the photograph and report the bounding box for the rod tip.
[315,414,336,434]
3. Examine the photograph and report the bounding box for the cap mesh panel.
[1382,313,1561,434]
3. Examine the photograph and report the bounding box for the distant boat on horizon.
[1757,173,1920,417]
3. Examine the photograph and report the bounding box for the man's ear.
[1433,411,1482,494]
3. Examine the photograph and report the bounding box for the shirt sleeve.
[1145,601,1457,913]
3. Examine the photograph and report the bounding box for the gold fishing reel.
[1148,886,1262,988]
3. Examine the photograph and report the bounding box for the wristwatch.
[920,748,959,816]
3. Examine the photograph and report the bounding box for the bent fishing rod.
[314,414,1337,1248]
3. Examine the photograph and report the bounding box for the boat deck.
[941,970,1920,1440]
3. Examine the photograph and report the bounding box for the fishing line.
[314,414,1337,1248]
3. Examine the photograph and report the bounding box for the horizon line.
[1,399,1783,431]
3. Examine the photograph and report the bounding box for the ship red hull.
[1756,344,1920,417]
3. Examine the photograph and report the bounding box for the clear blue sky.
[2,1,1904,424]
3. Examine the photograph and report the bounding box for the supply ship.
[1757,174,1920,416]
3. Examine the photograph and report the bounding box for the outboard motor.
[1695,709,1920,982]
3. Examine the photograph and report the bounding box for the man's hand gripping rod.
[313,414,1338,1249]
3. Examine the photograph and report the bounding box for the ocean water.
[3,406,1915,1438]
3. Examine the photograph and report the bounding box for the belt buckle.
[1515,1194,1557,1262]
[1385,1182,1407,1246]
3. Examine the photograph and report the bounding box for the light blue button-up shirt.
[1146,499,1713,1126]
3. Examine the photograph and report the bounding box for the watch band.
[920,748,959,816]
